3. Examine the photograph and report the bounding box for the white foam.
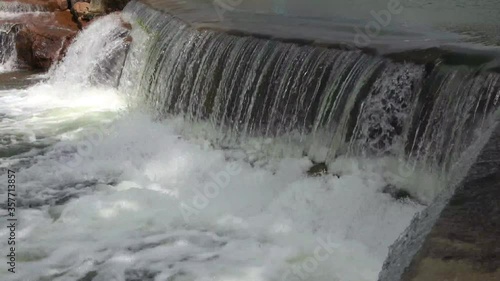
[0,11,46,19]
[0,57,15,73]
[48,14,129,87]
[0,84,125,150]
[0,111,423,281]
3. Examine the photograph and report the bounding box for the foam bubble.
[0,110,423,281]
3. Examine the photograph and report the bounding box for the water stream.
[0,1,499,281]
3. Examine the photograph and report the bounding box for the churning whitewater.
[0,12,423,281]
[0,2,499,281]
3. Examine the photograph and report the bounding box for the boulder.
[16,24,75,69]
[56,0,69,10]
[73,2,90,16]
[307,162,328,177]
[14,11,78,70]
[382,184,417,202]
[48,0,69,11]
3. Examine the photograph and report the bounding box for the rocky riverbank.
[1,0,130,70]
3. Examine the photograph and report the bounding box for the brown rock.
[14,11,78,70]
[16,25,73,69]
[47,0,69,11]
[120,18,132,30]
[73,2,90,16]
[56,0,69,10]
[307,162,328,177]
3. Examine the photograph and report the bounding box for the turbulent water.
[0,1,499,281]
[125,1,499,182]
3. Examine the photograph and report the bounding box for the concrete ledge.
[379,114,500,281]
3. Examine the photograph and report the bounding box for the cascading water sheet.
[0,23,18,72]
[123,1,500,182]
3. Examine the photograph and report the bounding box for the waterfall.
[0,23,17,71]
[121,0,500,182]
[48,14,130,87]
[2,3,499,281]
[0,0,49,72]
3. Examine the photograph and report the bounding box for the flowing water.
[0,1,46,21]
[0,23,18,72]
[125,1,500,182]
[0,1,48,73]
[0,1,46,13]
[0,1,499,281]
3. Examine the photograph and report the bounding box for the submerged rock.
[57,0,69,10]
[73,2,90,16]
[382,184,414,201]
[307,162,328,177]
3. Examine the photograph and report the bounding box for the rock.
[16,25,74,69]
[14,11,78,70]
[56,0,69,10]
[307,162,328,177]
[382,184,414,201]
[89,0,105,13]
[48,0,69,11]
[81,12,96,21]
[73,2,90,16]
[121,20,132,31]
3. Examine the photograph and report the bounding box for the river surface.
[144,0,500,51]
